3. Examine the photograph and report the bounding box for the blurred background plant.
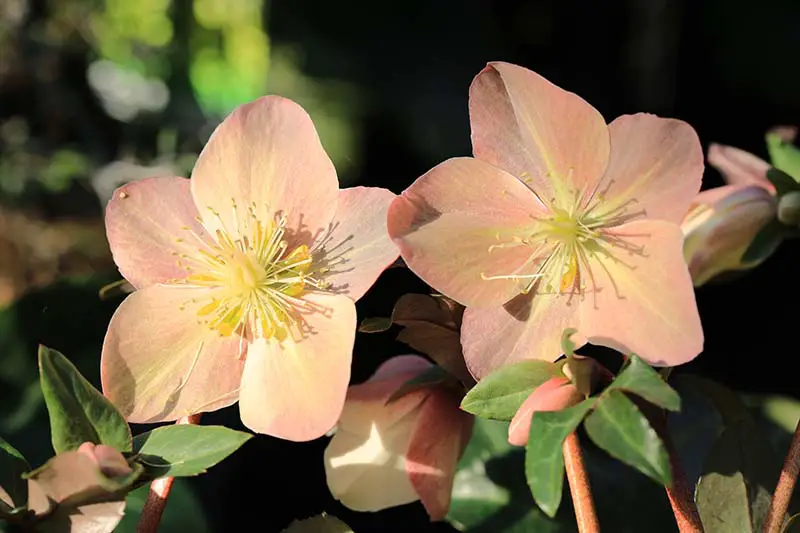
[1,0,799,532]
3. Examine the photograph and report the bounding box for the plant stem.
[136,414,201,533]
[763,416,800,533]
[563,432,600,533]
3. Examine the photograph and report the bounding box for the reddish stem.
[763,417,800,533]
[136,414,201,533]
[563,432,600,533]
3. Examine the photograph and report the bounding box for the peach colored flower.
[682,143,778,286]
[388,62,704,378]
[323,355,473,521]
[101,96,399,441]
[507,377,583,446]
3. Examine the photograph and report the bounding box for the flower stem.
[763,416,800,533]
[563,432,600,533]
[136,414,201,533]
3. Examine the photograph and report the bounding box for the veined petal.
[508,377,583,446]
[105,177,211,289]
[238,291,356,441]
[683,185,777,286]
[407,388,474,520]
[707,143,774,192]
[316,186,399,301]
[469,62,610,206]
[101,285,244,423]
[388,157,546,308]
[190,96,339,247]
[596,114,704,224]
[580,220,703,367]
[461,291,584,379]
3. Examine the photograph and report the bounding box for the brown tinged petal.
[508,377,584,446]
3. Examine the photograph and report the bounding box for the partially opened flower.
[323,355,473,521]
[388,62,704,378]
[508,377,583,446]
[101,96,399,441]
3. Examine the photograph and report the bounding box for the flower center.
[174,200,328,341]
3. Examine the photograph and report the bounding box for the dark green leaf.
[116,480,210,533]
[461,360,564,420]
[742,218,786,265]
[0,437,29,510]
[281,513,354,533]
[584,391,670,486]
[132,425,251,478]
[38,346,132,454]
[766,130,800,181]
[766,168,800,197]
[525,399,595,517]
[605,355,681,411]
[386,365,451,404]
[357,316,392,333]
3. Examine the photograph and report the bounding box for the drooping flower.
[323,355,473,521]
[387,62,704,378]
[101,96,399,441]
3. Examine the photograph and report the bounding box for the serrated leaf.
[132,425,251,478]
[385,365,451,404]
[766,130,800,181]
[525,399,595,517]
[38,345,132,454]
[742,218,785,265]
[281,513,354,533]
[357,317,392,333]
[0,437,29,511]
[461,360,564,420]
[605,355,681,411]
[584,391,670,486]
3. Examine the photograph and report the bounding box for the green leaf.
[281,513,354,533]
[695,420,779,533]
[38,345,132,454]
[115,480,210,533]
[357,316,392,333]
[766,130,800,181]
[461,360,564,420]
[584,391,670,486]
[386,365,451,404]
[767,168,800,197]
[561,328,579,357]
[447,418,575,532]
[0,437,29,510]
[741,218,785,265]
[525,399,595,517]
[605,355,681,411]
[132,425,251,478]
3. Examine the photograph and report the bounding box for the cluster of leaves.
[0,347,251,533]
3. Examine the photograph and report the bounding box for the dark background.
[1,0,799,531]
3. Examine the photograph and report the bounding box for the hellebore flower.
[323,355,473,521]
[101,96,399,441]
[682,141,785,286]
[388,62,704,378]
[508,376,583,446]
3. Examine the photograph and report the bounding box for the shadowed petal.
[316,187,399,301]
[707,143,773,192]
[469,62,610,205]
[238,292,356,441]
[461,291,584,379]
[508,377,583,446]
[596,114,704,224]
[190,96,339,247]
[581,220,703,366]
[101,286,244,423]
[105,177,211,289]
[388,157,546,308]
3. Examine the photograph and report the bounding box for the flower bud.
[777,191,800,226]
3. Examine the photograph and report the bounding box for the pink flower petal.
[316,186,399,301]
[683,185,777,286]
[101,286,244,423]
[707,143,773,192]
[369,354,433,381]
[238,291,356,441]
[407,388,474,520]
[388,157,546,308]
[105,177,211,289]
[508,377,583,446]
[595,114,704,224]
[469,62,610,205]
[580,220,703,366]
[190,96,339,247]
[461,292,584,379]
